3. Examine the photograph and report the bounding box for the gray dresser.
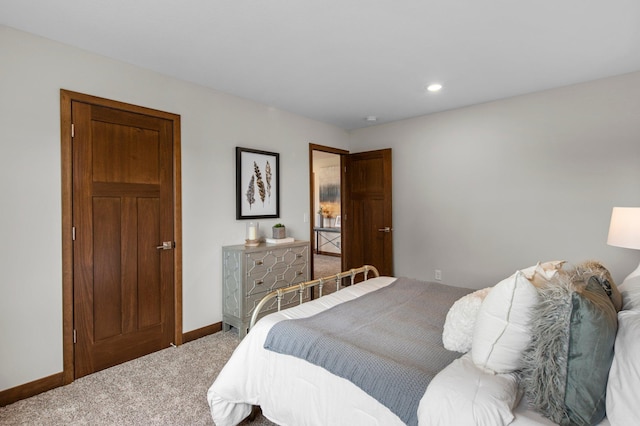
[222,240,310,337]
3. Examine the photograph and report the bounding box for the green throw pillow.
[521,274,617,426]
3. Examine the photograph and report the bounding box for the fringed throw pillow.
[520,270,617,426]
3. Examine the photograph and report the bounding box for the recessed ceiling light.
[365,115,378,122]
[427,83,443,92]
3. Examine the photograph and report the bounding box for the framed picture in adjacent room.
[236,147,280,219]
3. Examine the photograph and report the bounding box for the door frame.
[60,89,183,384]
[308,143,349,279]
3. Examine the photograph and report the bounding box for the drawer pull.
[256,280,264,285]
[296,271,303,276]
[296,254,302,258]
[255,260,263,265]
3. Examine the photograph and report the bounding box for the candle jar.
[245,221,259,246]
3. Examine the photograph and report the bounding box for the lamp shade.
[607,207,640,250]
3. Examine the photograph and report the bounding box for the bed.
[208,263,640,426]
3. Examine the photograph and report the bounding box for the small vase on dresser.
[272,225,286,239]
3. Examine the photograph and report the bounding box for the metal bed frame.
[248,264,380,330]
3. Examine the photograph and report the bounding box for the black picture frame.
[236,147,280,219]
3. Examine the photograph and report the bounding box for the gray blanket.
[263,277,472,426]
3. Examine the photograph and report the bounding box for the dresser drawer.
[245,285,311,320]
[246,262,308,298]
[245,245,308,276]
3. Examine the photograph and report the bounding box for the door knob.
[377,227,392,233]
[156,241,174,250]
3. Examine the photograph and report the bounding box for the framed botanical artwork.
[236,147,280,219]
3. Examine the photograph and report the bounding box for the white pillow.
[442,287,492,353]
[618,275,640,311]
[472,270,539,373]
[419,353,519,426]
[606,310,640,424]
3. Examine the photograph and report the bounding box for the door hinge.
[73,329,77,344]
[71,123,74,138]
[72,226,76,241]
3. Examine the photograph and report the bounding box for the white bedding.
[207,276,609,426]
[208,276,403,426]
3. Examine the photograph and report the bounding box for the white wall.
[0,26,349,391]
[349,71,640,289]
[3,23,640,393]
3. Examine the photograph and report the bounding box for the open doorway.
[309,144,394,290]
[309,144,348,294]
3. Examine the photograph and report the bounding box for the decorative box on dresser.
[222,240,310,338]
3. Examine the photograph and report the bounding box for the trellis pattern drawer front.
[246,263,308,298]
[245,245,308,276]
[246,286,311,320]
[222,241,310,338]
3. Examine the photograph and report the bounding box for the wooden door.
[72,99,176,378]
[343,149,393,276]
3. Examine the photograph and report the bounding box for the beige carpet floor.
[0,332,276,426]
[313,253,342,295]
[1,258,343,426]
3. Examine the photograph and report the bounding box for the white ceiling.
[2,0,640,130]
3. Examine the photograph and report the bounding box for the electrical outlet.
[434,269,442,281]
